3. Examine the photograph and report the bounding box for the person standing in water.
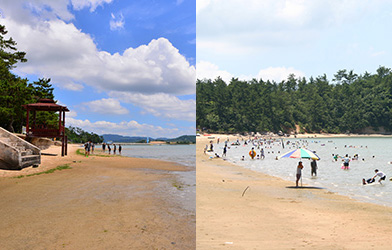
[119,144,122,154]
[223,145,227,157]
[296,161,304,187]
[249,147,256,159]
[260,148,265,159]
[343,154,350,169]
[311,159,318,176]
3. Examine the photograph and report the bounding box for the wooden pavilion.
[23,99,69,156]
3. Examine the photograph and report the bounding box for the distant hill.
[101,134,146,143]
[101,134,195,144]
[166,135,196,144]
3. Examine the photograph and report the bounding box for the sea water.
[120,144,196,212]
[217,137,392,207]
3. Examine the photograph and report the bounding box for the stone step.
[20,150,34,156]
[21,155,40,167]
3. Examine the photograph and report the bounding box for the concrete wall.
[0,140,20,168]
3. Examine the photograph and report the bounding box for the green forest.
[0,24,102,142]
[197,67,392,134]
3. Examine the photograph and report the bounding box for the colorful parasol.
[278,148,320,160]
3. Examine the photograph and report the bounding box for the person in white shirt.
[363,169,386,185]
[372,169,387,183]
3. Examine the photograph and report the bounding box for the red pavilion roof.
[23,99,69,112]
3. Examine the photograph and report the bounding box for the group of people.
[84,142,122,156]
[101,142,122,155]
[205,137,389,188]
[363,169,387,185]
[295,159,318,187]
[84,141,94,156]
[248,147,265,160]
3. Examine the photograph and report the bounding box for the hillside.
[101,134,195,144]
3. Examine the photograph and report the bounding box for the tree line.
[66,126,103,143]
[197,67,392,134]
[1,23,102,142]
[0,24,59,132]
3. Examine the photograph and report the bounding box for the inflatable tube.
[249,150,256,159]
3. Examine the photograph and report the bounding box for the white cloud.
[67,110,78,118]
[2,18,195,95]
[81,98,129,115]
[1,0,195,95]
[0,0,112,23]
[196,61,305,83]
[109,92,195,122]
[66,117,193,137]
[196,61,233,83]
[256,67,305,83]
[197,0,381,57]
[110,12,125,31]
[71,0,113,12]
[196,0,211,15]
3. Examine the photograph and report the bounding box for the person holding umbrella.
[278,148,320,187]
[296,161,304,187]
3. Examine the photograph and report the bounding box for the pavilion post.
[26,109,30,134]
[33,110,36,130]
[63,110,67,156]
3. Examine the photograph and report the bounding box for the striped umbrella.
[278,148,320,160]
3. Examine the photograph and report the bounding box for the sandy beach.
[197,134,392,249]
[0,144,195,249]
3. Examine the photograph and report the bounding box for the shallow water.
[217,137,392,207]
[120,144,196,212]
[120,144,195,168]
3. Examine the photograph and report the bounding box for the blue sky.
[1,0,195,138]
[197,0,392,84]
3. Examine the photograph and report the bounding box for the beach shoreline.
[197,134,392,249]
[0,143,195,249]
[199,132,392,139]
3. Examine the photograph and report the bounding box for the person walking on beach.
[119,144,122,154]
[102,143,106,152]
[107,144,111,154]
[113,144,117,154]
[296,161,304,187]
[223,145,227,157]
[84,141,91,157]
[311,159,318,176]
[91,143,95,154]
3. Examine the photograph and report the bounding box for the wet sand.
[197,134,392,249]
[0,144,195,249]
